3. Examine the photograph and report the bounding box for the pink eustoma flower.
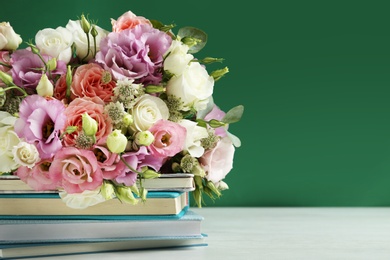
[14,95,66,159]
[148,119,187,158]
[50,147,103,194]
[16,159,60,191]
[115,146,164,186]
[95,24,172,85]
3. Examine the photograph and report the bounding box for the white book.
[0,235,207,259]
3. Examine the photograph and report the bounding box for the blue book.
[0,234,207,259]
[0,191,189,217]
[0,210,203,244]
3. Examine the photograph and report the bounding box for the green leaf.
[222,105,244,124]
[177,26,207,54]
[150,19,164,30]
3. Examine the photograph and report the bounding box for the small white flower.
[12,141,40,169]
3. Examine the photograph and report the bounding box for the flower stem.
[0,62,11,68]
[81,32,90,62]
[3,85,28,97]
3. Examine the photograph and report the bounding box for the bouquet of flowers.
[0,10,243,209]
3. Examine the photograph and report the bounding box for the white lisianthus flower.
[59,189,106,209]
[179,119,208,158]
[131,94,169,131]
[0,111,20,173]
[12,141,40,169]
[65,20,108,61]
[164,40,194,76]
[35,27,73,63]
[166,61,214,111]
[0,22,22,51]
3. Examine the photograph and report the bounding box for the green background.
[2,0,390,206]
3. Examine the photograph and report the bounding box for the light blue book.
[0,191,189,217]
[0,210,204,244]
[0,234,208,259]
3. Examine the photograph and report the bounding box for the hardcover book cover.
[0,234,207,259]
[0,191,189,217]
[0,210,204,244]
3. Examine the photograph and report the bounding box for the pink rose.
[50,147,103,193]
[200,137,235,183]
[71,63,116,103]
[63,97,112,146]
[16,159,60,191]
[148,119,187,158]
[111,11,151,32]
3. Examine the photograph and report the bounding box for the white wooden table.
[19,207,390,259]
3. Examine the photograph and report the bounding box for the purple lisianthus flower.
[95,24,172,85]
[14,95,66,159]
[10,48,67,91]
[115,146,164,186]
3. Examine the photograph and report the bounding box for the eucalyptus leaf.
[227,131,242,148]
[222,105,244,124]
[177,26,207,54]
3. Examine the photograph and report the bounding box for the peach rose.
[53,74,68,102]
[63,97,112,146]
[111,11,151,32]
[71,63,116,103]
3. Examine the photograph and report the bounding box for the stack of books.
[0,174,207,259]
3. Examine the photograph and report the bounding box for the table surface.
[18,207,390,260]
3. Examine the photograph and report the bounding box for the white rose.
[0,111,20,173]
[66,20,108,61]
[12,141,40,169]
[200,137,235,183]
[166,61,214,111]
[59,188,106,209]
[35,27,73,63]
[164,40,194,76]
[0,22,22,51]
[131,94,169,131]
[179,119,208,157]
